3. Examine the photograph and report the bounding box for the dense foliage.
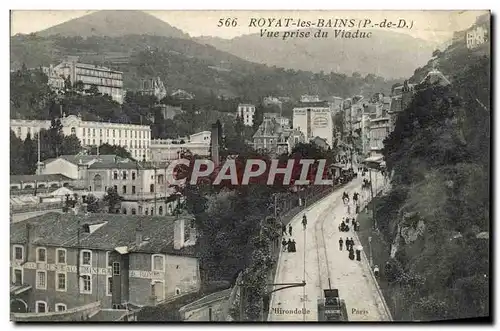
[11,34,398,104]
[380,42,490,320]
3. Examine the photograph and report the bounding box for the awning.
[10,284,32,296]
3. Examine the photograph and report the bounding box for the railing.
[11,202,63,213]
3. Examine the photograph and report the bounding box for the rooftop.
[87,309,130,322]
[295,101,329,108]
[10,173,72,183]
[10,212,196,256]
[43,154,120,166]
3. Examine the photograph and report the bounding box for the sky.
[10,10,487,43]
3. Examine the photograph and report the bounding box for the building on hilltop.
[46,57,124,104]
[236,104,256,127]
[10,115,152,161]
[138,77,167,101]
[171,89,194,100]
[10,212,200,315]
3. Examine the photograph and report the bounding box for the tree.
[47,117,64,157]
[85,195,101,213]
[86,85,100,96]
[102,187,123,213]
[61,134,82,155]
[10,131,26,175]
[22,132,37,174]
[94,143,134,160]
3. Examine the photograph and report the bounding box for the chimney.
[135,224,144,247]
[210,123,220,167]
[26,223,40,245]
[173,218,185,250]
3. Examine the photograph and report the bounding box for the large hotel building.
[292,100,334,148]
[10,115,152,161]
[43,57,124,104]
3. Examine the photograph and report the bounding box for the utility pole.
[369,169,377,230]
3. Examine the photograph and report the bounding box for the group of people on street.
[338,236,362,261]
[339,217,360,232]
[282,238,297,252]
[280,215,308,253]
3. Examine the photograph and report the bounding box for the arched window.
[71,127,76,135]
[37,184,45,188]
[93,174,102,191]
[158,206,163,215]
[113,171,118,180]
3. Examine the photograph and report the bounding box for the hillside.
[10,33,400,102]
[195,29,440,79]
[377,19,490,320]
[36,10,189,39]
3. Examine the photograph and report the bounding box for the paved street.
[269,172,391,321]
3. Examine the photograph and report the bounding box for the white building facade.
[150,131,211,162]
[236,104,256,127]
[369,116,391,158]
[10,115,152,161]
[292,101,334,148]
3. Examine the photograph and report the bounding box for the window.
[122,171,127,180]
[107,277,113,296]
[80,275,92,294]
[159,206,163,215]
[55,303,67,312]
[118,130,121,138]
[36,270,47,290]
[81,250,92,266]
[113,185,118,192]
[132,185,136,194]
[152,254,165,272]
[113,129,115,137]
[56,272,67,291]
[13,245,23,261]
[100,129,103,137]
[92,128,95,136]
[125,131,128,138]
[150,184,154,193]
[131,208,136,215]
[113,171,118,180]
[56,248,67,264]
[16,127,21,137]
[112,262,120,276]
[71,127,76,135]
[122,185,127,194]
[87,128,91,136]
[36,301,47,313]
[13,268,23,285]
[36,247,46,263]
[106,251,112,267]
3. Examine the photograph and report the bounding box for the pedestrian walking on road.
[287,239,292,252]
[302,215,308,230]
[339,237,344,251]
[291,240,297,252]
[288,225,293,236]
[282,238,288,252]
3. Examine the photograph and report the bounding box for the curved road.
[268,174,391,322]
